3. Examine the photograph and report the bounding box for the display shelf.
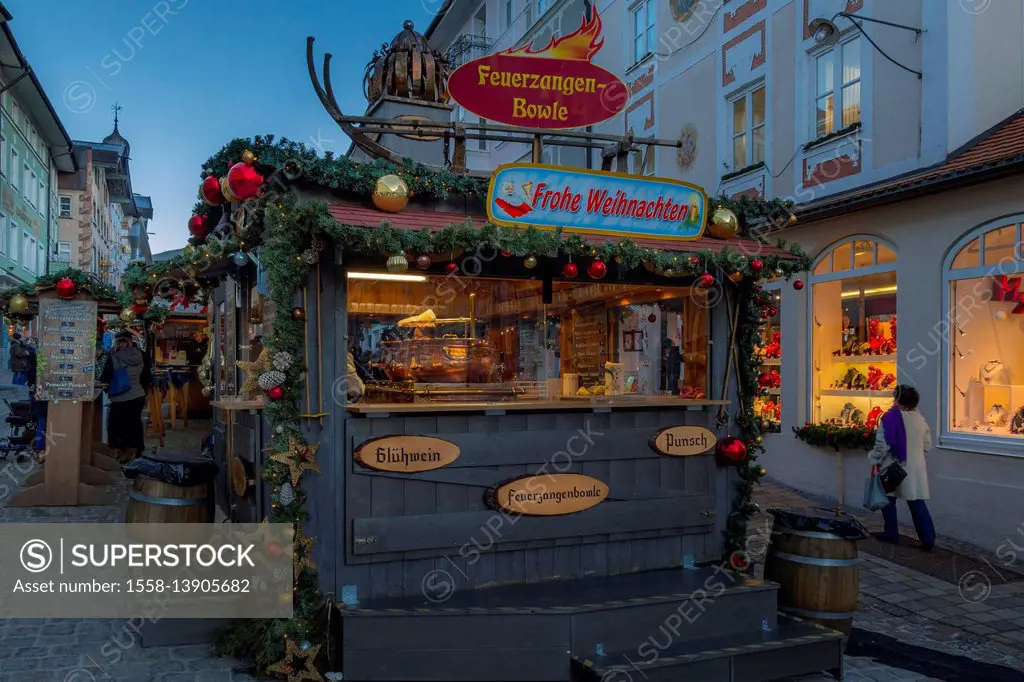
[819,389,893,398]
[830,354,897,364]
[757,358,781,366]
[759,388,781,396]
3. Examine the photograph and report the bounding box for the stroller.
[0,398,41,462]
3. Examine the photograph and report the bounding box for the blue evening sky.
[6,0,440,254]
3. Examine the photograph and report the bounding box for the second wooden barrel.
[125,450,215,523]
[763,508,866,645]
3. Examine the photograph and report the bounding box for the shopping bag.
[108,355,131,397]
[862,466,889,511]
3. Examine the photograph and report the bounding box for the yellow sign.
[649,426,717,457]
[491,474,608,516]
[353,436,460,473]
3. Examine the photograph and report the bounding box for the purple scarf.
[881,407,907,463]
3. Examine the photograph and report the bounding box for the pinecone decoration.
[272,352,294,372]
[302,248,319,265]
[258,370,286,390]
[279,482,295,505]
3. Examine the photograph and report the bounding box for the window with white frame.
[56,241,71,263]
[7,222,17,262]
[24,166,34,206]
[632,0,656,63]
[0,132,6,178]
[0,212,6,254]
[59,195,72,218]
[38,181,45,217]
[537,0,553,16]
[10,148,18,188]
[12,101,21,131]
[36,242,44,275]
[730,84,766,170]
[22,232,34,273]
[814,36,861,139]
[944,219,1024,450]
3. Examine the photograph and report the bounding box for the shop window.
[945,220,1024,446]
[346,274,709,405]
[811,237,897,427]
[754,284,782,432]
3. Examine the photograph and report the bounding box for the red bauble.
[648,313,658,323]
[226,161,264,201]
[445,262,458,274]
[750,259,764,273]
[716,437,749,465]
[500,249,513,257]
[587,259,607,279]
[415,255,432,270]
[131,303,148,316]
[267,386,285,400]
[767,307,778,317]
[55,277,76,300]
[188,213,210,238]
[200,176,225,205]
[562,262,579,279]
[793,279,805,290]
[696,272,715,288]
[688,256,700,267]
[757,371,774,388]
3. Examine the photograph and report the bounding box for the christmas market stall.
[120,14,848,682]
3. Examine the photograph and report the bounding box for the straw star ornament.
[267,438,321,487]
[237,348,274,394]
[266,640,323,682]
[294,526,317,576]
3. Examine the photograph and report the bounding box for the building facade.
[0,4,76,288]
[426,0,1024,550]
[57,120,150,285]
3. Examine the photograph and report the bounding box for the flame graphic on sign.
[500,7,604,61]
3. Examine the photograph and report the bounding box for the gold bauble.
[119,307,136,323]
[372,174,410,213]
[708,207,740,240]
[9,293,29,314]
[524,255,538,269]
[386,254,409,273]
[728,271,743,283]
[788,213,798,225]
[755,465,767,478]
[241,150,256,165]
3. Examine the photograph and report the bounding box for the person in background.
[869,385,936,550]
[25,337,38,388]
[9,333,31,385]
[100,331,148,462]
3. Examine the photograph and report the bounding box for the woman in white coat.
[868,385,936,549]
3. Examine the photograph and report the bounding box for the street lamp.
[810,12,923,79]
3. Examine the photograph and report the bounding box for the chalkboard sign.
[36,296,98,401]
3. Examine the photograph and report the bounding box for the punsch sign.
[446,8,628,130]
[487,163,708,241]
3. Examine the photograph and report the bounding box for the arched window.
[810,237,898,425]
[943,218,1024,452]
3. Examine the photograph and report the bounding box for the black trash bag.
[122,455,218,486]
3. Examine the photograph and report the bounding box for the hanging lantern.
[9,293,29,314]
[793,279,805,291]
[188,213,210,239]
[524,255,538,269]
[372,174,410,213]
[707,207,739,240]
[716,436,748,465]
[750,259,764,274]
[219,176,239,204]
[226,161,264,201]
[267,385,284,401]
[291,307,307,321]
[415,255,432,271]
[696,272,715,288]
[55,277,77,300]
[119,307,136,323]
[233,251,249,267]
[386,254,409,273]
[562,261,579,279]
[587,259,607,280]
[200,176,225,205]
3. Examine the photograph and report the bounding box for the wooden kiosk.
[157,11,847,681]
[6,288,119,507]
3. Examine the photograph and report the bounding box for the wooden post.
[451,124,467,173]
[532,134,544,163]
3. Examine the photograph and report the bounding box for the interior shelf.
[819,389,894,398]
[830,353,897,364]
[757,358,781,366]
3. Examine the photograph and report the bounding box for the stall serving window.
[754,283,781,432]
[346,272,709,405]
[811,237,897,427]
[945,219,1024,449]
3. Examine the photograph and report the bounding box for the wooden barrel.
[125,450,215,523]
[763,508,866,645]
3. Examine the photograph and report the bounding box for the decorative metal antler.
[308,36,449,170]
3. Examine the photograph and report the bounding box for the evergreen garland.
[0,268,124,304]
[793,422,877,451]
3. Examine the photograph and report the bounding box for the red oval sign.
[448,54,628,130]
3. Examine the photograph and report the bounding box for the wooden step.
[341,568,780,682]
[571,615,844,682]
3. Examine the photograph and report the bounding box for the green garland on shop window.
[793,422,877,451]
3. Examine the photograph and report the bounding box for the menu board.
[572,304,608,386]
[37,296,98,401]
